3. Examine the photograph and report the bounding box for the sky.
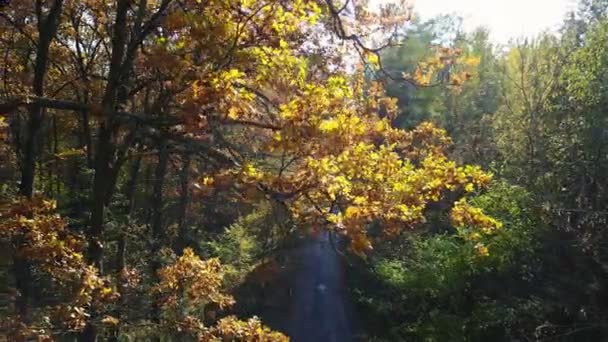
[412,0,577,43]
[372,0,578,44]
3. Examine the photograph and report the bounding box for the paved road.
[285,231,354,342]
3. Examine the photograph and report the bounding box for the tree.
[492,35,562,183]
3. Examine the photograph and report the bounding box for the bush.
[349,182,545,341]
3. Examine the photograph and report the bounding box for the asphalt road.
[285,231,354,342]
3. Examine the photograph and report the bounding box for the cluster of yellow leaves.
[54,148,86,160]
[194,47,495,251]
[299,140,495,254]
[202,316,288,341]
[187,39,498,255]
[213,85,496,253]
[405,47,475,87]
[0,116,16,178]
[158,0,321,135]
[154,248,286,341]
[451,198,503,256]
[1,198,78,274]
[0,197,111,336]
[155,248,235,310]
[451,198,503,234]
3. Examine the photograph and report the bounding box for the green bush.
[349,182,545,341]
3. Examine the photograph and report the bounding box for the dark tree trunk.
[82,0,173,337]
[19,0,64,198]
[86,0,130,271]
[15,0,64,323]
[82,6,130,342]
[80,126,113,342]
[87,125,113,273]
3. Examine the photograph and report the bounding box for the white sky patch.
[371,0,577,44]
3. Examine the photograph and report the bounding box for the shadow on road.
[282,231,354,342]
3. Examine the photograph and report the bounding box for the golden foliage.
[155,248,235,311]
[404,46,478,87]
[154,248,287,340]
[0,197,109,337]
[451,198,503,256]
[186,32,498,255]
[203,316,289,341]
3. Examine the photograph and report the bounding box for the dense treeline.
[1,0,607,341]
[350,0,608,340]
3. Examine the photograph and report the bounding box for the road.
[285,231,354,342]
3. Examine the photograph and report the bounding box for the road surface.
[285,231,354,342]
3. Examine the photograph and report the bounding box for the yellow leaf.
[319,119,340,133]
[227,107,239,119]
[475,243,490,257]
[102,315,120,326]
[367,53,380,66]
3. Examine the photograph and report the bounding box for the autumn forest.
[1,0,608,341]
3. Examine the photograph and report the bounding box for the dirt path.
[285,231,354,342]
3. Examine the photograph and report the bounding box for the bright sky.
[412,0,577,43]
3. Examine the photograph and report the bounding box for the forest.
[0,0,607,341]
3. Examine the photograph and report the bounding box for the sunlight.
[373,0,576,43]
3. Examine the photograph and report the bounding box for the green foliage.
[564,22,608,104]
[350,183,545,341]
[468,182,537,269]
[210,201,291,266]
[209,204,268,288]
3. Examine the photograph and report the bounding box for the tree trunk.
[19,0,64,197]
[15,0,64,323]
[82,2,130,339]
